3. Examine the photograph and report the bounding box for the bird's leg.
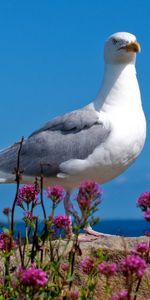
[80,205,103,237]
[78,222,104,241]
[64,191,73,237]
[84,224,102,236]
[64,192,111,241]
[82,210,111,238]
[84,224,111,237]
[77,211,106,241]
[81,199,111,237]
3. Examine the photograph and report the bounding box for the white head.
[104,32,141,64]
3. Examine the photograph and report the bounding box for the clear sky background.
[0,0,150,221]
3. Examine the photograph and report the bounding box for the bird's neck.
[93,62,141,112]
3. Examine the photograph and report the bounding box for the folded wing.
[0,107,111,178]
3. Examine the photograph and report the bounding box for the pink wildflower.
[23,211,37,221]
[3,207,11,216]
[120,254,147,278]
[46,186,65,205]
[133,242,150,257]
[0,232,16,252]
[53,215,71,229]
[17,184,39,206]
[68,290,79,300]
[144,208,150,222]
[137,191,150,211]
[98,261,117,277]
[110,290,132,300]
[77,180,102,211]
[19,266,48,288]
[80,256,94,274]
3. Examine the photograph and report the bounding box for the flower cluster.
[110,290,132,300]
[80,256,94,274]
[120,254,147,278]
[137,191,150,211]
[144,209,150,222]
[46,186,66,205]
[77,180,102,212]
[132,242,150,257]
[0,232,16,252]
[17,184,39,207]
[137,191,150,222]
[23,211,37,222]
[18,265,48,288]
[98,261,117,277]
[53,215,71,230]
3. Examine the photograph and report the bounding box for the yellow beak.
[121,41,141,53]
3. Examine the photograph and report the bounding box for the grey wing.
[29,106,101,135]
[0,107,111,177]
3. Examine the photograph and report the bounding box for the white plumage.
[0,31,146,236]
[0,32,146,197]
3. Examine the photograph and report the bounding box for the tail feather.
[0,171,15,183]
[0,143,19,183]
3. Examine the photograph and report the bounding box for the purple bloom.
[46,186,65,205]
[68,290,79,300]
[0,232,16,252]
[144,209,150,222]
[23,211,37,222]
[133,242,150,257]
[19,266,48,288]
[53,215,71,229]
[98,262,117,277]
[77,180,102,212]
[17,184,39,206]
[137,191,150,211]
[80,256,94,274]
[110,290,132,300]
[120,254,147,278]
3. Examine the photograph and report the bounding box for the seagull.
[0,32,146,237]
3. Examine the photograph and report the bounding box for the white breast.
[57,62,146,188]
[85,62,146,181]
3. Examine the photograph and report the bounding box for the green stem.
[49,202,56,261]
[4,255,10,285]
[40,166,47,220]
[31,218,38,263]
[18,231,24,267]
[11,137,24,236]
[133,278,141,300]
[69,234,79,289]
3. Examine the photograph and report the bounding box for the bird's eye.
[112,38,118,45]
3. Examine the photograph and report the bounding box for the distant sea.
[94,220,150,237]
[0,219,149,237]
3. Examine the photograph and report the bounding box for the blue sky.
[0,0,150,221]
